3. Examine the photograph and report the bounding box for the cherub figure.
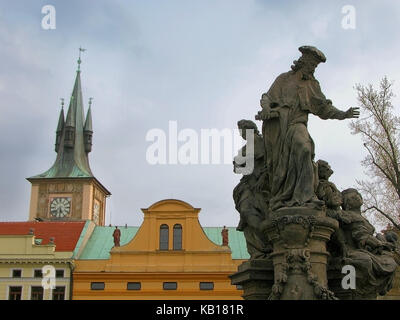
[316,160,343,218]
[339,188,399,298]
[316,160,347,257]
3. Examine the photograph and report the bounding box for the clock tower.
[27,53,110,225]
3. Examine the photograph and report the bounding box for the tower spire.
[77,47,86,72]
[30,50,93,178]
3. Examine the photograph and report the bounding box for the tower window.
[173,224,182,250]
[159,224,169,250]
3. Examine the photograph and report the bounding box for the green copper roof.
[78,226,249,260]
[84,102,93,132]
[56,107,65,133]
[203,227,250,260]
[30,70,94,179]
[79,226,139,259]
[72,220,92,259]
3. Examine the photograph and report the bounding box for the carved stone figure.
[113,226,121,247]
[316,160,342,214]
[316,159,348,257]
[231,46,399,300]
[233,120,271,259]
[221,226,229,246]
[339,188,398,298]
[256,46,359,211]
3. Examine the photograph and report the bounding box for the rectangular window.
[236,285,243,290]
[12,269,22,278]
[127,282,141,290]
[159,225,169,250]
[91,282,105,290]
[56,269,64,278]
[199,282,214,290]
[173,225,182,250]
[31,286,44,300]
[34,269,43,278]
[9,286,22,300]
[163,282,177,290]
[52,286,65,300]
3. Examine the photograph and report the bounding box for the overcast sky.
[1,0,400,229]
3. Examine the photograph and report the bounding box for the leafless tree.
[350,76,400,231]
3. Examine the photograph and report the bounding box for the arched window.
[159,224,169,250]
[173,224,182,250]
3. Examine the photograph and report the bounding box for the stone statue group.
[233,46,400,300]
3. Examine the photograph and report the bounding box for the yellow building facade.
[0,221,90,300]
[0,235,72,300]
[73,199,247,299]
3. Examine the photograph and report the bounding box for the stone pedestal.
[229,259,274,300]
[261,207,339,300]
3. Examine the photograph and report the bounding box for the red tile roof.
[0,221,86,251]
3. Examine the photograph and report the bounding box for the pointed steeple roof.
[56,99,65,132]
[84,97,93,132]
[30,56,94,179]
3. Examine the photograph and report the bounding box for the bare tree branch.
[363,206,400,231]
[351,77,400,230]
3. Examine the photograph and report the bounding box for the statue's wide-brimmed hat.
[298,46,326,63]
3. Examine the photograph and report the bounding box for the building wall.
[0,235,72,300]
[0,264,71,300]
[73,272,243,300]
[73,199,245,300]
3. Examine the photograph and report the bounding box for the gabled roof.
[0,221,86,252]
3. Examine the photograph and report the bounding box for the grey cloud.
[1,1,400,230]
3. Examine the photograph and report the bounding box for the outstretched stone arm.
[311,80,360,120]
[315,99,360,120]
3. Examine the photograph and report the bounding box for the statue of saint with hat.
[256,46,359,211]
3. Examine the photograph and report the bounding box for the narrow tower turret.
[84,97,93,153]
[55,98,65,153]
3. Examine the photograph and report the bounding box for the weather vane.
[89,97,93,108]
[77,47,86,71]
[60,98,64,109]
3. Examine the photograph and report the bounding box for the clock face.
[50,197,71,218]
[93,202,100,224]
